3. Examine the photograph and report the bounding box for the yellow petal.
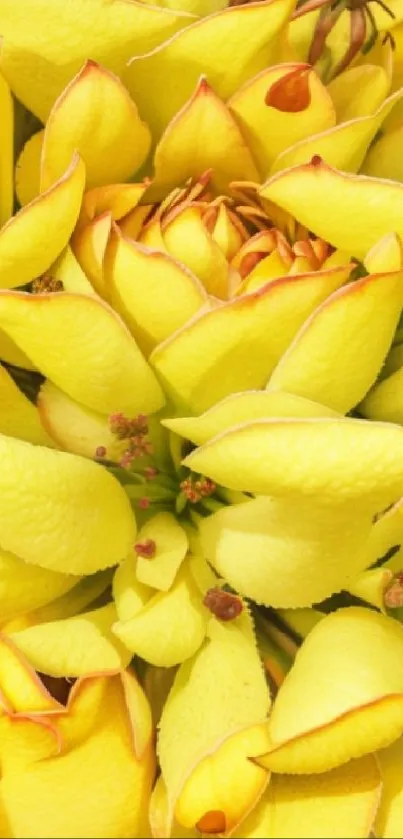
[267,271,403,412]
[1,673,156,839]
[269,90,403,175]
[150,776,199,839]
[0,153,85,289]
[363,123,403,182]
[164,390,339,446]
[258,607,403,773]
[161,204,230,299]
[364,232,403,273]
[72,211,112,298]
[150,266,351,412]
[228,63,336,177]
[113,553,153,623]
[150,77,259,199]
[0,434,136,574]
[200,496,374,607]
[261,157,403,259]
[0,547,76,624]
[0,291,165,415]
[0,329,35,369]
[347,565,393,611]
[28,570,113,626]
[360,364,403,424]
[375,735,403,839]
[0,75,13,226]
[37,379,125,459]
[9,604,131,677]
[104,226,208,355]
[327,64,390,121]
[158,618,270,833]
[51,246,96,296]
[113,566,207,667]
[0,634,63,714]
[0,363,54,446]
[234,755,381,839]
[125,0,295,138]
[15,129,43,206]
[135,513,188,591]
[41,61,150,191]
[0,0,192,121]
[184,416,403,508]
[79,182,148,227]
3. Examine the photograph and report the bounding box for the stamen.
[138,497,150,510]
[180,476,216,504]
[95,445,107,459]
[384,572,403,609]
[203,587,243,621]
[144,466,159,480]
[32,274,64,294]
[135,538,156,559]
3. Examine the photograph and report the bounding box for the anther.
[384,572,403,609]
[138,497,150,510]
[180,476,216,504]
[95,445,107,459]
[32,275,64,294]
[203,587,243,621]
[135,538,156,559]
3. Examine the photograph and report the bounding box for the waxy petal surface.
[161,205,230,299]
[0,364,53,446]
[158,619,270,832]
[151,267,350,412]
[363,124,403,182]
[41,61,150,191]
[267,271,403,412]
[104,227,207,355]
[0,291,165,415]
[200,496,374,607]
[0,154,85,289]
[135,513,188,591]
[113,555,153,623]
[229,64,335,177]
[261,158,403,259]
[184,417,403,508]
[327,64,391,121]
[151,77,259,198]
[15,129,43,207]
[0,76,13,227]
[375,736,403,838]
[164,390,338,446]
[0,548,76,624]
[361,365,403,424]
[10,604,131,677]
[125,0,295,138]
[0,0,192,120]
[0,434,136,574]
[258,608,403,773]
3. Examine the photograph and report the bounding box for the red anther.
[311,154,323,166]
[180,475,216,503]
[135,538,156,559]
[203,587,243,622]
[95,445,107,458]
[144,466,159,480]
[384,572,403,609]
[138,497,150,510]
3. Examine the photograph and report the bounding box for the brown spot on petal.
[197,810,226,834]
[265,67,311,113]
[203,587,243,622]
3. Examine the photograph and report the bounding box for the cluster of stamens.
[179,476,216,504]
[32,274,64,293]
[107,412,153,469]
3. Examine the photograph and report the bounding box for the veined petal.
[15,129,43,206]
[1,673,156,839]
[0,0,193,121]
[9,604,131,677]
[158,618,270,834]
[0,363,54,446]
[150,77,259,199]
[257,608,403,773]
[267,271,403,413]
[228,63,336,177]
[0,434,136,574]
[269,89,403,175]
[184,417,403,508]
[104,226,208,355]
[261,157,403,259]
[375,736,403,838]
[0,75,13,226]
[41,61,150,191]
[150,266,351,412]
[164,390,338,446]
[135,513,188,591]
[327,64,391,121]
[200,496,374,608]
[234,756,381,839]
[0,548,76,624]
[125,0,295,138]
[0,291,165,415]
[0,153,85,289]
[112,566,207,667]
